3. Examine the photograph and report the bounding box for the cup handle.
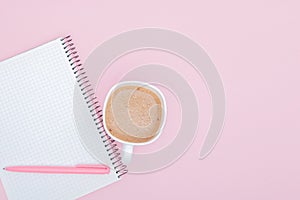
[122,144,133,165]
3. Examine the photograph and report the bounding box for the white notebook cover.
[0,38,122,199]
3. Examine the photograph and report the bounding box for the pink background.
[1,0,300,199]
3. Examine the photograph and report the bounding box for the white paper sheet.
[0,38,119,200]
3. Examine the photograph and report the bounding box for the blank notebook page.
[0,39,118,200]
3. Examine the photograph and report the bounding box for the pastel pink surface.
[1,0,300,200]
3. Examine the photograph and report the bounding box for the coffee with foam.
[104,85,164,143]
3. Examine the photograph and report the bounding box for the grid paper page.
[0,39,118,200]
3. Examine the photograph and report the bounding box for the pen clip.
[75,164,109,169]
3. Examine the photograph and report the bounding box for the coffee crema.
[104,85,163,143]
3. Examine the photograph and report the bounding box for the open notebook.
[0,36,127,199]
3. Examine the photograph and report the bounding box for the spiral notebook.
[0,36,127,199]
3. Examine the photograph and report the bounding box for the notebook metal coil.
[60,35,128,178]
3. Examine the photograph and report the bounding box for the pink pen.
[3,165,110,174]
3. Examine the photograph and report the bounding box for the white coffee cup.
[103,81,167,164]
